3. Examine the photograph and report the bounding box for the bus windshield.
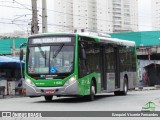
[27,45,74,74]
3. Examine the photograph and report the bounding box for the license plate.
[45,90,55,94]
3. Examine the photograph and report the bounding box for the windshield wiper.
[52,44,64,58]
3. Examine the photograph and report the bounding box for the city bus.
[20,33,137,101]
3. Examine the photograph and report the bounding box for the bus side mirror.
[20,49,23,61]
[19,43,26,61]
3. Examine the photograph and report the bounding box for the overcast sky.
[0,0,152,34]
[0,0,54,34]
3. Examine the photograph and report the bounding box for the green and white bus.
[21,33,137,101]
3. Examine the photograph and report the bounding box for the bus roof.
[29,32,135,47]
[78,32,135,47]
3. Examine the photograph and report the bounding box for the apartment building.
[96,0,113,33]
[73,0,97,32]
[53,0,73,32]
[53,0,138,33]
[112,0,138,32]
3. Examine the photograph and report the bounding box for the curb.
[135,86,160,91]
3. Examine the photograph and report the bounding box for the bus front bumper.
[25,80,79,97]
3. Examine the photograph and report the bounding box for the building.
[96,0,113,33]
[97,0,138,33]
[73,0,97,33]
[53,0,138,33]
[53,0,73,32]
[112,0,138,32]
[152,0,160,30]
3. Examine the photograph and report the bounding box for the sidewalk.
[135,85,160,91]
[0,95,25,99]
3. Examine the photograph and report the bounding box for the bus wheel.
[114,77,128,96]
[44,96,53,101]
[87,81,96,101]
[121,77,128,95]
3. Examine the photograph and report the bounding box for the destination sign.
[31,37,71,44]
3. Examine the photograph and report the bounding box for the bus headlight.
[65,76,76,85]
[26,78,35,86]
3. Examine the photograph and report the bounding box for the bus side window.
[78,39,97,78]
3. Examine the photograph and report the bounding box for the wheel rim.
[124,82,127,93]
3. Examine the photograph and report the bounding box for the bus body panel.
[25,79,79,96]
[78,72,101,95]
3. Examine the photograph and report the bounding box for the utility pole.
[42,0,47,33]
[31,0,38,34]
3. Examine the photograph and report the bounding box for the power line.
[12,0,31,10]
[0,4,31,10]
[11,14,32,23]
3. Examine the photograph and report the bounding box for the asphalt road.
[1,90,160,111]
[0,90,160,120]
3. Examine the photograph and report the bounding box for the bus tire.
[120,77,128,95]
[44,96,53,101]
[114,77,128,96]
[87,80,96,101]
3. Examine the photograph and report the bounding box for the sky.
[0,0,32,34]
[0,0,55,34]
[0,0,152,34]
